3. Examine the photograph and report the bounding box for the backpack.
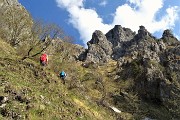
[60,71,65,77]
[40,54,47,61]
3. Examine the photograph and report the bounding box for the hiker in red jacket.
[40,53,48,66]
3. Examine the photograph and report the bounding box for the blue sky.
[19,0,180,47]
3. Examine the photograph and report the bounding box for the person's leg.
[42,61,46,66]
[62,76,65,84]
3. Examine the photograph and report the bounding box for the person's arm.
[46,55,48,64]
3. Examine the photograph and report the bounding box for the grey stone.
[85,30,113,63]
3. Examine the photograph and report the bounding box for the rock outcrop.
[161,29,180,46]
[137,25,153,39]
[84,30,113,64]
[81,25,136,63]
[106,25,136,59]
[162,29,175,39]
[106,25,135,46]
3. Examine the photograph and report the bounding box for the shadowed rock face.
[137,25,153,39]
[162,29,175,38]
[106,25,135,46]
[105,25,136,59]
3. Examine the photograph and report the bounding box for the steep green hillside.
[0,39,116,120]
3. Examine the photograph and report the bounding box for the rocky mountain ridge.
[79,24,180,119]
[83,25,179,63]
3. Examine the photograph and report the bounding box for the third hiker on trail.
[40,53,48,66]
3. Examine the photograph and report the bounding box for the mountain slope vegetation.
[0,38,117,120]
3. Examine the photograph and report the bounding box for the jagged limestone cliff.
[81,25,180,119]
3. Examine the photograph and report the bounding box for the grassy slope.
[0,38,175,120]
[0,39,114,120]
